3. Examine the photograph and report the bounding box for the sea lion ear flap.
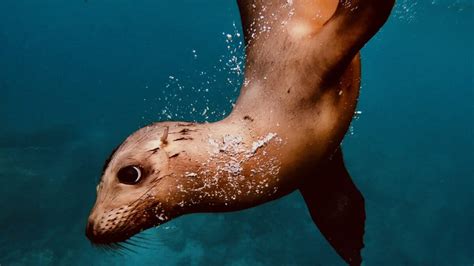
[160,126,169,145]
[299,148,365,265]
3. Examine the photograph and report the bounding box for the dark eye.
[117,166,143,185]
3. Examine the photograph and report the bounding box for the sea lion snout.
[85,217,110,244]
[85,217,128,244]
[86,204,137,244]
[85,218,97,242]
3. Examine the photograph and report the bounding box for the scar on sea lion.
[86,0,394,265]
[243,115,254,122]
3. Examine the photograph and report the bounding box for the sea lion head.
[85,123,191,245]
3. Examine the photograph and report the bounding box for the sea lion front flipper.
[299,148,365,265]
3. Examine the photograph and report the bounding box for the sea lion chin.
[86,0,394,264]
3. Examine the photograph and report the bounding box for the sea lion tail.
[299,147,365,266]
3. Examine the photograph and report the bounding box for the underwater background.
[0,0,472,265]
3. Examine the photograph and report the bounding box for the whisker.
[115,242,137,254]
[128,236,152,245]
[124,239,149,250]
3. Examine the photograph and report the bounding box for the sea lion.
[86,0,394,264]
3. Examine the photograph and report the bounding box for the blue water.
[0,0,472,265]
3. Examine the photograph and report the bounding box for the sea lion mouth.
[86,217,164,254]
[85,208,152,246]
[88,234,132,247]
[87,233,145,254]
[85,201,167,247]
[85,219,136,245]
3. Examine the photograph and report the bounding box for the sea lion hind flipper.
[299,148,365,266]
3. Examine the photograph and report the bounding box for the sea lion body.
[86,0,394,264]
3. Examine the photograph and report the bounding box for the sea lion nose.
[85,219,96,241]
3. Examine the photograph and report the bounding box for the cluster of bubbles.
[141,22,246,124]
[394,0,419,22]
[138,1,298,125]
[393,0,469,23]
